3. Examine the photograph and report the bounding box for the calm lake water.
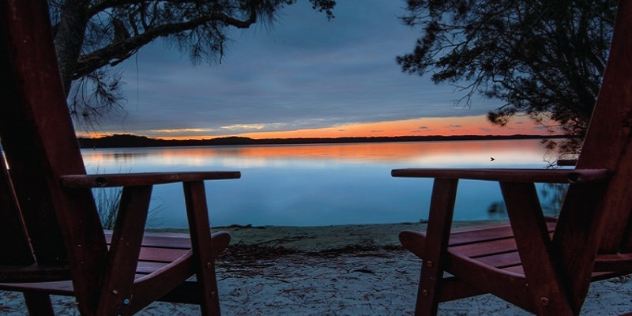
[81,139,563,228]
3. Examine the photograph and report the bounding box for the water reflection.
[82,139,559,228]
[84,140,548,168]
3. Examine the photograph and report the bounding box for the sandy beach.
[2,222,632,315]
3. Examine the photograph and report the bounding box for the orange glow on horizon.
[77,115,560,140]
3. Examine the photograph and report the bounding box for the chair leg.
[414,265,441,316]
[24,292,55,316]
[183,181,221,316]
[414,178,459,316]
[501,182,574,316]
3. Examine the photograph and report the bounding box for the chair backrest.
[1,0,108,308]
[552,0,632,310]
[571,0,632,253]
[0,149,34,266]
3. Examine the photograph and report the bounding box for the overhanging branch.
[88,0,233,19]
[73,8,257,79]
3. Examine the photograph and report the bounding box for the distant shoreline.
[78,133,571,149]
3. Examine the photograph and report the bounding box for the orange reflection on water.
[83,139,550,170]
[210,140,548,166]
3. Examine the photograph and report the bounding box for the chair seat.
[0,231,230,303]
[400,219,631,302]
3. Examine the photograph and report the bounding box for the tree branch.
[88,0,231,19]
[73,7,257,79]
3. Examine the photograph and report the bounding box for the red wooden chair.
[392,0,632,315]
[0,1,239,315]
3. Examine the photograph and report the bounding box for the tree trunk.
[53,0,90,96]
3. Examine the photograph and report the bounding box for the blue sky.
[91,0,511,139]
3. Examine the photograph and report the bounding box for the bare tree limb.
[73,7,257,79]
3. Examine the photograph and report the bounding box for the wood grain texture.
[61,172,241,188]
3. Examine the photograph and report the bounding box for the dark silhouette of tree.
[397,0,616,143]
[48,0,336,124]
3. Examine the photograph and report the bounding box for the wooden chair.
[0,1,240,315]
[392,0,632,315]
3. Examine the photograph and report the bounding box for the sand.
[2,222,632,315]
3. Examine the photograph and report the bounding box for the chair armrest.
[60,171,241,188]
[391,168,609,184]
[557,159,578,166]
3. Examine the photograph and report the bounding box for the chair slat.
[448,222,555,246]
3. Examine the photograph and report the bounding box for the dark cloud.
[98,0,501,137]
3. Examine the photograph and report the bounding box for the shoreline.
[78,133,569,149]
[153,220,508,253]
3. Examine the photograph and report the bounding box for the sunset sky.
[81,0,559,140]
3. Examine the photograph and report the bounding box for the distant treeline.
[77,133,570,149]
